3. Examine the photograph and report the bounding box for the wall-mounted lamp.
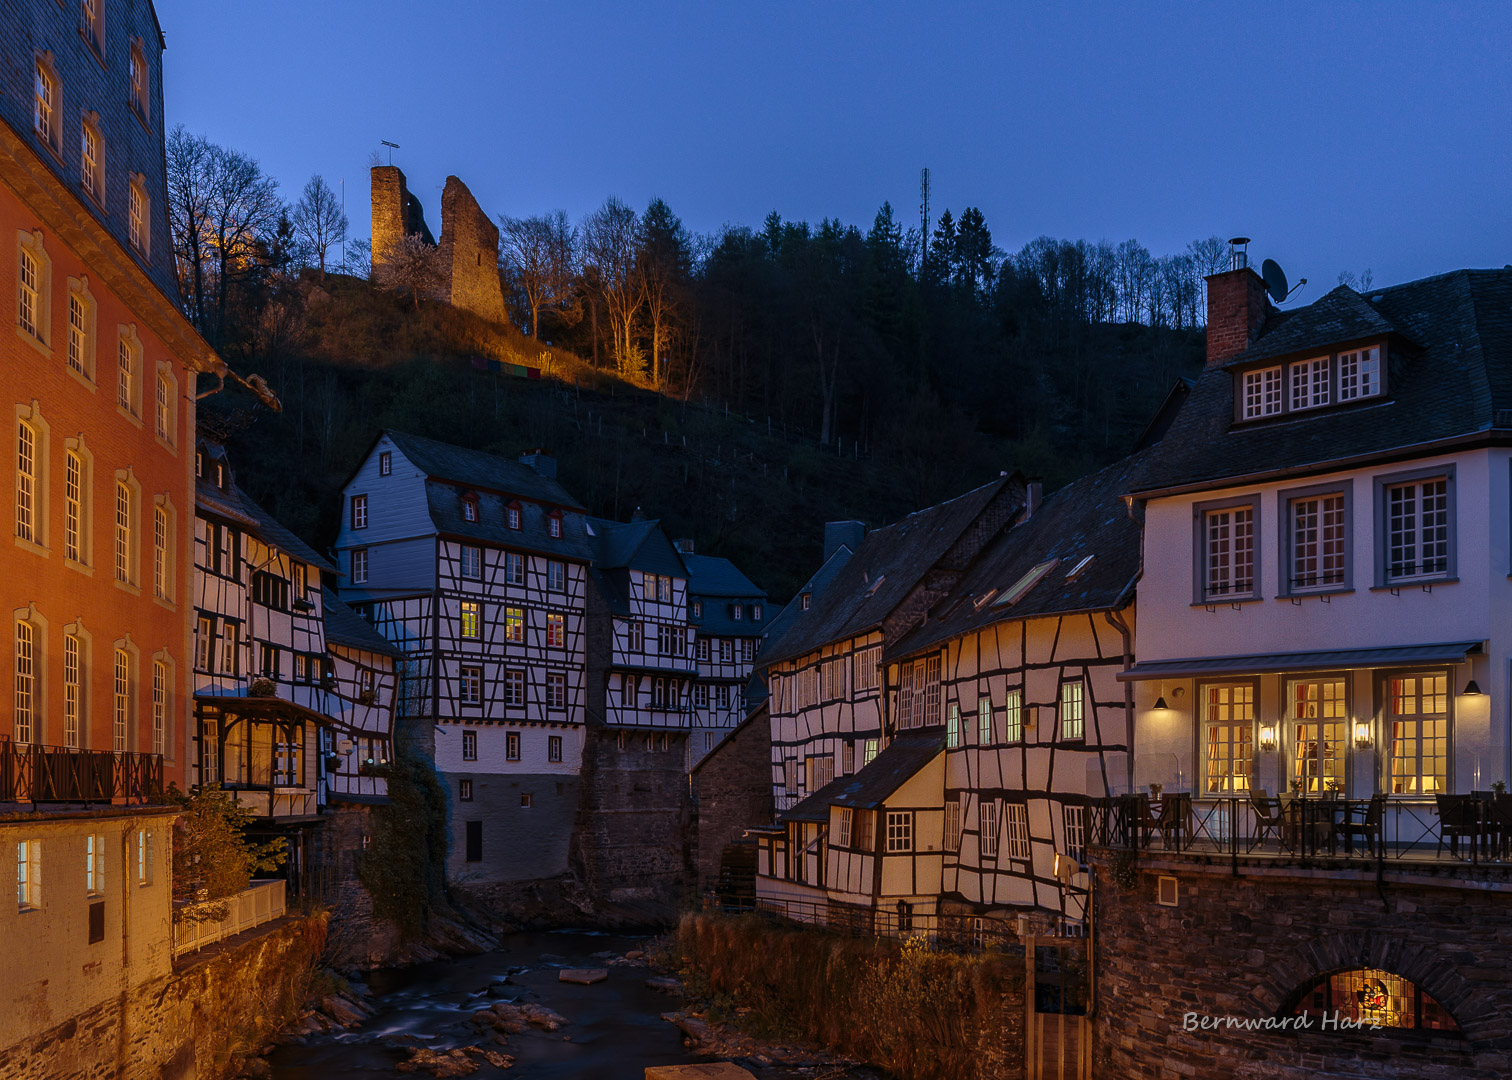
[1259,724,1278,753]
[1353,721,1373,750]
[1153,696,1170,711]
[1463,680,1483,697]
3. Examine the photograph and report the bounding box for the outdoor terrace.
[0,738,165,808]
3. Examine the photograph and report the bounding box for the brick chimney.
[1205,266,1270,368]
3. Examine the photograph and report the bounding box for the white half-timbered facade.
[322,589,400,803]
[333,431,594,884]
[679,545,768,768]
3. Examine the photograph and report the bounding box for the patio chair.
[1435,794,1477,859]
[1156,793,1193,849]
[1336,795,1385,857]
[1250,795,1286,849]
[1490,796,1512,861]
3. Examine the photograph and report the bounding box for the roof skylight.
[992,559,1060,607]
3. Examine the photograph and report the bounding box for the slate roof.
[322,589,401,658]
[761,477,1013,667]
[384,430,584,510]
[1132,269,1512,495]
[683,554,763,598]
[761,543,855,648]
[890,452,1148,661]
[428,486,595,563]
[781,728,945,820]
[587,518,688,616]
[196,445,336,573]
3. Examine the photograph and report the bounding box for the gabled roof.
[587,519,688,616]
[683,553,764,598]
[322,589,401,658]
[383,429,584,510]
[761,543,854,647]
[760,477,1015,667]
[429,486,595,563]
[890,452,1148,661]
[685,554,767,636]
[1223,284,1399,367]
[1132,268,1512,495]
[781,728,945,820]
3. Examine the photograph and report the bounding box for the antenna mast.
[919,167,931,272]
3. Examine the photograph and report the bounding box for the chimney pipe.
[1024,481,1043,520]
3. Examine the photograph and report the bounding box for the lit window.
[16,421,37,544]
[1388,674,1448,795]
[151,660,166,755]
[1338,347,1381,401]
[1290,678,1346,794]
[504,606,524,643]
[1059,681,1084,740]
[64,634,82,748]
[1242,365,1284,418]
[546,613,565,648]
[113,648,129,752]
[460,601,481,639]
[946,703,960,748]
[1202,502,1255,600]
[979,697,992,744]
[1293,968,1459,1031]
[1004,689,1023,743]
[114,481,133,583]
[34,65,56,148]
[350,493,368,529]
[128,180,147,254]
[1384,477,1450,582]
[1290,357,1330,411]
[864,738,878,765]
[885,811,912,852]
[14,621,36,744]
[1201,683,1254,794]
[350,547,369,584]
[1289,493,1347,591]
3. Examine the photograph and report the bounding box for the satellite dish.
[1261,259,1289,304]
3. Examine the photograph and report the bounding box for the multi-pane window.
[506,504,521,529]
[64,451,83,562]
[117,333,138,412]
[18,247,41,340]
[86,834,105,894]
[546,613,565,648]
[155,373,172,440]
[128,180,147,254]
[947,703,960,748]
[1004,802,1031,859]
[14,622,35,744]
[945,796,963,851]
[351,548,368,584]
[505,552,525,586]
[137,829,155,886]
[1060,681,1085,740]
[113,649,129,752]
[462,730,477,761]
[68,292,90,376]
[258,642,279,678]
[64,634,82,747]
[1063,804,1087,862]
[84,0,103,49]
[16,421,37,543]
[81,125,102,200]
[1290,357,1330,411]
[114,482,133,582]
[462,496,478,523]
[885,811,913,852]
[628,621,645,652]
[546,673,566,709]
[460,545,481,579]
[864,738,879,765]
[820,656,847,700]
[741,639,756,663]
[979,800,999,858]
[221,623,237,676]
[504,607,525,644]
[1389,674,1448,795]
[696,638,710,662]
[195,617,212,671]
[459,665,482,704]
[151,660,166,755]
[153,506,170,600]
[129,45,149,118]
[717,684,730,707]
[979,697,993,744]
[350,493,368,529]
[34,65,56,146]
[836,807,853,847]
[1204,503,1255,599]
[460,601,481,640]
[1202,683,1255,794]
[378,450,392,475]
[1385,477,1449,581]
[719,639,733,663]
[853,646,881,691]
[459,779,473,801]
[548,735,563,762]
[1242,366,1283,418]
[548,514,562,538]
[694,683,709,708]
[1290,494,1346,590]
[547,560,565,591]
[1338,347,1381,401]
[841,740,855,774]
[506,732,521,761]
[897,655,941,729]
[17,840,41,910]
[503,669,525,706]
[1004,689,1023,743]
[1291,679,1347,793]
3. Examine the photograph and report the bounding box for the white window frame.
[1059,680,1085,741]
[350,547,368,584]
[503,669,526,707]
[1005,802,1031,860]
[885,810,913,853]
[1200,681,1256,795]
[17,231,53,350]
[459,600,481,640]
[459,664,482,705]
[979,800,999,858]
[460,544,481,580]
[1376,467,1454,585]
[1290,356,1330,412]
[1338,346,1382,401]
[1242,365,1283,419]
[504,606,524,644]
[1194,495,1259,603]
[63,632,82,748]
[17,840,42,910]
[14,619,37,744]
[67,280,97,381]
[1004,688,1023,743]
[128,177,148,256]
[112,646,131,752]
[947,703,960,748]
[461,729,478,761]
[1282,483,1352,595]
[34,63,58,150]
[350,493,368,529]
[151,658,166,756]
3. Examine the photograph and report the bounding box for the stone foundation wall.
[0,913,327,1080]
[1089,851,1512,1078]
[316,802,407,970]
[691,705,772,891]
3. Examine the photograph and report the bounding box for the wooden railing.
[0,738,164,805]
[172,879,287,956]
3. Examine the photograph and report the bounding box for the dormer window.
[462,492,479,523]
[1290,357,1330,411]
[732,604,743,621]
[506,502,522,530]
[1339,347,1381,400]
[752,604,762,621]
[801,593,811,610]
[692,600,702,618]
[1242,366,1284,419]
[548,510,563,538]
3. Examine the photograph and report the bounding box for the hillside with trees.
[169,129,1212,599]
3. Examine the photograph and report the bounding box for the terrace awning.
[1116,641,1483,682]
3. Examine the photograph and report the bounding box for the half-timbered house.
[678,543,768,768]
[333,431,593,891]
[321,588,400,803]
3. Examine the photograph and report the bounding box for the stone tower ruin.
[436,176,507,324]
[369,165,434,264]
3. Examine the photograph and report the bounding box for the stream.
[267,930,879,1080]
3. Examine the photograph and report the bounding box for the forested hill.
[168,132,1209,598]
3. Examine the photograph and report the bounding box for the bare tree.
[498,210,577,338]
[291,174,348,280]
[372,233,444,310]
[165,126,283,348]
[581,196,644,375]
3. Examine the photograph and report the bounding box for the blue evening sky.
[155,0,1512,294]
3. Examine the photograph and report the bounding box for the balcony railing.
[1090,792,1512,866]
[172,879,287,956]
[0,738,164,805]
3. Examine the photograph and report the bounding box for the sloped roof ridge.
[384,428,585,509]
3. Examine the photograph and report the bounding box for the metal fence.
[172,879,287,956]
[1090,792,1512,865]
[0,738,164,805]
